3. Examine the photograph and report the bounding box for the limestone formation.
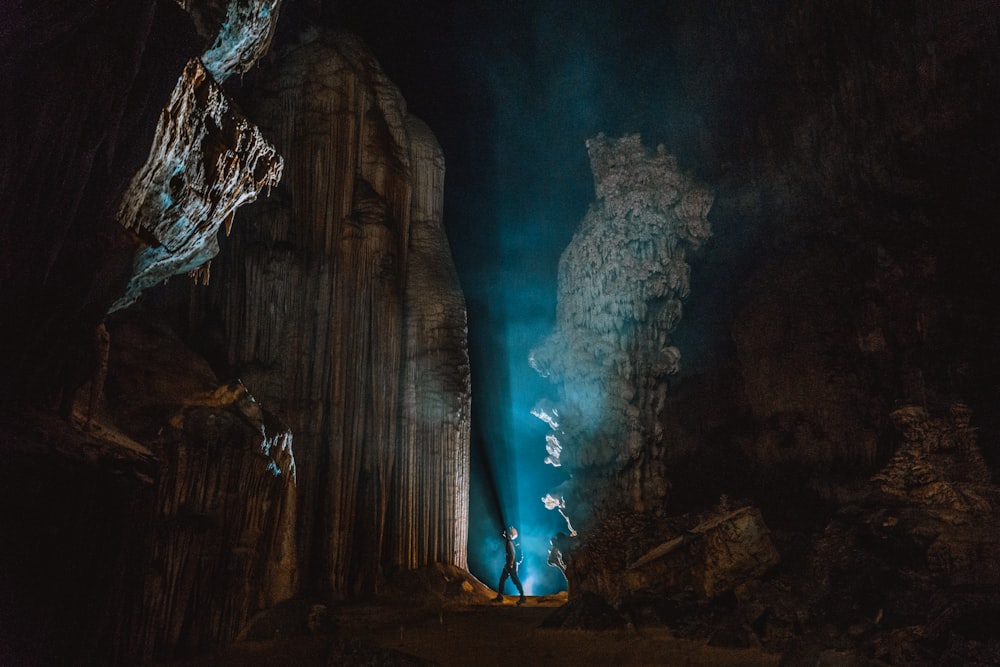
[206,30,470,596]
[626,506,780,599]
[530,134,712,516]
[199,0,283,81]
[112,58,283,311]
[5,1,1000,665]
[96,312,298,662]
[869,404,1000,583]
[0,0,201,406]
[133,380,297,658]
[111,0,284,312]
[394,116,472,571]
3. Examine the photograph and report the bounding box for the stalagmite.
[207,31,470,596]
[531,133,712,520]
[394,116,471,571]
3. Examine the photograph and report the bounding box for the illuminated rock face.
[0,2,300,663]
[531,134,712,517]
[110,0,284,312]
[395,116,472,571]
[112,58,283,311]
[207,31,471,596]
[197,0,282,81]
[0,0,200,405]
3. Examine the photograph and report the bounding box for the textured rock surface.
[393,116,472,571]
[652,4,1000,662]
[658,0,1000,487]
[530,134,712,519]
[112,57,283,312]
[522,8,1000,665]
[627,506,780,600]
[0,312,298,665]
[777,404,1000,664]
[111,0,284,312]
[132,381,296,659]
[99,312,298,662]
[203,30,470,597]
[4,1,1000,664]
[870,404,1000,583]
[198,0,282,81]
[0,0,201,405]
[0,7,288,662]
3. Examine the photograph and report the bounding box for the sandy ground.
[158,593,782,667]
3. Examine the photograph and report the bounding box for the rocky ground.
[155,588,781,667]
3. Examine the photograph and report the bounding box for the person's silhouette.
[493,526,526,605]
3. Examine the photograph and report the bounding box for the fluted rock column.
[134,381,296,659]
[393,116,472,571]
[208,31,470,596]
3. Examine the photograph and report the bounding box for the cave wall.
[100,314,298,662]
[652,0,1000,506]
[0,0,203,406]
[0,4,202,662]
[1,2,472,658]
[0,2,303,663]
[533,4,1000,652]
[5,0,1000,662]
[201,29,471,598]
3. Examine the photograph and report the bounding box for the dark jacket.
[504,534,523,568]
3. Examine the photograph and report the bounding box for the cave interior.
[3,0,1000,665]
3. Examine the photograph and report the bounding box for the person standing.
[493,526,526,605]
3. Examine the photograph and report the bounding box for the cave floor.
[156,593,781,666]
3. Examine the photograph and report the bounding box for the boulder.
[626,506,780,599]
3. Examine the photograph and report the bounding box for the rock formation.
[530,134,712,521]
[202,29,471,598]
[0,1,302,663]
[0,14,472,660]
[525,134,771,616]
[871,404,1000,584]
[635,3,1000,662]
[0,0,201,406]
[394,116,472,572]
[112,57,283,311]
[102,314,297,661]
[626,505,780,601]
[196,0,282,81]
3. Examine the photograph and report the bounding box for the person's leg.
[494,568,509,601]
[511,567,525,603]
